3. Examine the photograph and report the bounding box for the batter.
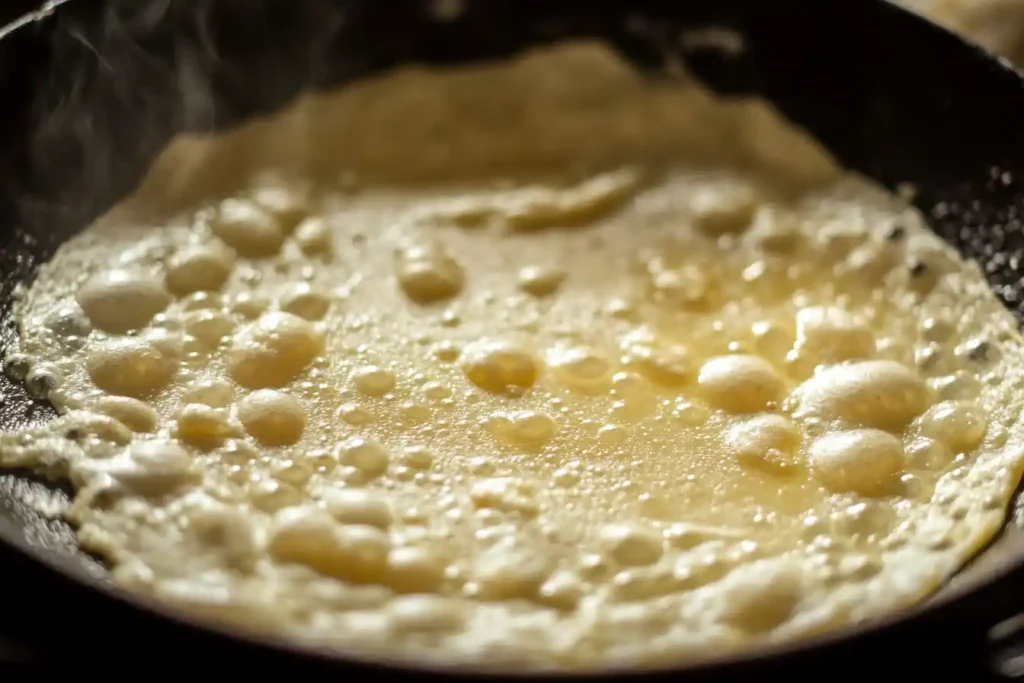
[2,43,1023,670]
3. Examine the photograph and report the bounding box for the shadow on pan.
[2,0,1024,678]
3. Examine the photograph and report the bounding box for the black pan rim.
[0,0,1023,674]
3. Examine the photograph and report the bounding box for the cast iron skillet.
[3,0,1024,678]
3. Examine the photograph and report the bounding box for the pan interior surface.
[3,36,1024,672]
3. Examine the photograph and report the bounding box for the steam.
[7,0,355,235]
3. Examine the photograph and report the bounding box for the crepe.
[2,43,1022,670]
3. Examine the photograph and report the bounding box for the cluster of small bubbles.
[43,303,92,347]
[725,414,802,475]
[399,401,431,428]
[181,378,234,407]
[336,402,374,426]
[623,335,692,388]
[646,260,715,311]
[671,399,709,427]
[490,410,557,447]
[548,345,613,393]
[421,381,451,400]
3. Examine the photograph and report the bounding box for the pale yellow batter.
[2,43,1024,671]
[901,0,1024,64]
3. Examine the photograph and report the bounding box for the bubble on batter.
[181,378,235,408]
[607,371,657,421]
[400,446,436,470]
[809,429,905,497]
[646,262,715,311]
[250,181,310,232]
[323,487,393,528]
[626,340,693,388]
[211,198,286,258]
[470,477,539,516]
[110,439,201,496]
[725,415,803,475]
[238,389,306,446]
[87,338,178,398]
[267,506,390,582]
[385,546,448,593]
[690,182,758,236]
[517,264,566,297]
[598,523,664,567]
[548,344,614,394]
[698,355,784,413]
[76,268,172,334]
[460,339,541,396]
[350,365,397,397]
[3,353,32,382]
[915,400,987,453]
[336,402,375,425]
[165,242,236,295]
[502,168,643,233]
[226,312,324,389]
[792,306,875,367]
[43,303,92,347]
[711,557,805,632]
[183,310,236,348]
[24,363,64,400]
[396,240,465,304]
[176,403,235,449]
[334,436,391,477]
[92,396,158,433]
[293,217,334,257]
[232,291,271,319]
[792,360,931,431]
[279,282,331,321]
[490,410,557,447]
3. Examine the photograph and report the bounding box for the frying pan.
[2,0,1024,678]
